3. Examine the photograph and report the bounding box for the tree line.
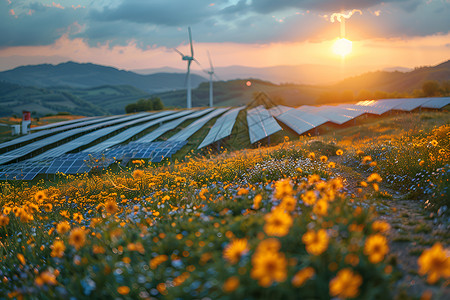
[125,97,164,113]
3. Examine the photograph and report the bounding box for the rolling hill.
[0,81,152,117]
[0,61,206,93]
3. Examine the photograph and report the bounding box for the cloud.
[0,0,448,50]
[0,1,86,47]
[244,0,419,14]
[89,0,221,26]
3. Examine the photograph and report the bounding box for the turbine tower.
[205,51,215,107]
[174,27,196,109]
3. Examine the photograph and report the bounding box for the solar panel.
[0,160,51,180]
[168,108,229,142]
[136,108,214,143]
[198,107,245,149]
[247,106,283,144]
[275,108,328,135]
[0,115,123,152]
[44,153,113,175]
[0,113,151,165]
[354,99,400,115]
[420,97,450,109]
[29,112,157,161]
[31,116,100,131]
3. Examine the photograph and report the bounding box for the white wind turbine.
[204,51,217,108]
[174,27,197,109]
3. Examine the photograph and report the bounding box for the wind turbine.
[204,51,216,107]
[174,27,196,109]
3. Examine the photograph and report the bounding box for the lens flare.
[332,38,352,57]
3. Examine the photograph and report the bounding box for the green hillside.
[0,81,154,117]
[0,81,107,117]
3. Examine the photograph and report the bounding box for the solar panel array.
[168,108,229,142]
[198,107,245,149]
[0,113,151,165]
[247,105,283,144]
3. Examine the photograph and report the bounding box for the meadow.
[0,111,449,299]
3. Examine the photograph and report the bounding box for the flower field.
[0,111,449,299]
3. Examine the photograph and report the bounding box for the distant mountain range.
[133,65,415,85]
[0,61,206,93]
[0,60,448,117]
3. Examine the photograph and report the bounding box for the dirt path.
[335,163,450,299]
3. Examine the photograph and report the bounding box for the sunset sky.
[1,0,449,75]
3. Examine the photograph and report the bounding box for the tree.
[422,80,440,97]
[151,97,164,110]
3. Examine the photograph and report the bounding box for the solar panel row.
[198,107,244,149]
[168,108,229,142]
[31,116,100,131]
[274,106,328,135]
[247,105,283,144]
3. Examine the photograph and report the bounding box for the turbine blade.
[174,48,185,57]
[193,58,202,67]
[207,51,214,73]
[188,27,194,57]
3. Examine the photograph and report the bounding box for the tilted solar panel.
[247,105,283,144]
[198,107,245,149]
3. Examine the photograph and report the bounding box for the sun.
[332,38,352,57]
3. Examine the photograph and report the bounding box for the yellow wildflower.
[223,238,249,264]
[418,242,450,284]
[302,229,329,256]
[364,234,389,264]
[292,267,315,287]
[329,268,363,299]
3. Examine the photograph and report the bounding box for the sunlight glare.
[332,38,352,57]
